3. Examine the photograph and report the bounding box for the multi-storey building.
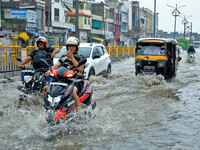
[120,4,128,46]
[121,0,140,46]
[0,0,46,47]
[47,0,74,46]
[66,1,92,43]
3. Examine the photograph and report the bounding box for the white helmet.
[36,36,48,47]
[66,37,79,51]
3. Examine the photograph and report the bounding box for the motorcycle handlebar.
[76,74,85,79]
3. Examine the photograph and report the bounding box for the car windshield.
[78,47,92,58]
[137,46,166,55]
[55,47,67,58]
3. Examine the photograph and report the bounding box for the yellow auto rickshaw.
[135,38,181,79]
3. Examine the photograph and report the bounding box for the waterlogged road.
[0,50,200,150]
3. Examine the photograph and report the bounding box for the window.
[137,46,166,56]
[84,17,87,24]
[92,47,103,57]
[78,47,92,58]
[88,18,90,25]
[54,8,59,22]
[102,47,108,54]
[92,21,101,29]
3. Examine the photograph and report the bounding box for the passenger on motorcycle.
[45,37,84,115]
[187,45,196,54]
[17,36,60,86]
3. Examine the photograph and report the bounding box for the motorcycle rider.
[45,37,84,115]
[187,45,196,54]
[17,36,60,87]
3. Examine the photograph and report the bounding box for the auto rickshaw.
[135,38,180,79]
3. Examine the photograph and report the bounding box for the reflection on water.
[0,51,200,149]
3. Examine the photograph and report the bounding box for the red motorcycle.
[44,59,96,125]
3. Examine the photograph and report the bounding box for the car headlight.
[157,60,166,68]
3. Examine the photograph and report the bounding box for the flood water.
[0,49,200,150]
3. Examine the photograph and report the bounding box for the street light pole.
[75,0,79,39]
[47,0,51,46]
[167,4,186,39]
[153,0,156,37]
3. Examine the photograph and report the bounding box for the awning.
[13,32,29,41]
[91,37,104,42]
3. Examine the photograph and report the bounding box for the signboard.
[11,9,27,19]
[15,2,35,9]
[4,9,27,19]
[27,10,37,28]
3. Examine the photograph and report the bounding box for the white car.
[53,43,111,79]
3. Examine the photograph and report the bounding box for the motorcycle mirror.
[83,63,89,69]
[16,57,22,62]
[76,59,87,68]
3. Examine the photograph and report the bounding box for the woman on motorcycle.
[17,37,60,86]
[45,37,84,115]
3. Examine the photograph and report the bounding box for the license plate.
[144,66,155,70]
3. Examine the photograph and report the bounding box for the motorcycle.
[44,59,96,126]
[187,52,195,63]
[16,58,50,107]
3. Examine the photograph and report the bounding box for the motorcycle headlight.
[157,60,166,68]
[24,75,32,82]
[54,96,62,103]
[48,95,53,103]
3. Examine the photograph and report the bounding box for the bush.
[177,39,191,50]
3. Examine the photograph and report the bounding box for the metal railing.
[0,46,135,73]
[0,46,21,73]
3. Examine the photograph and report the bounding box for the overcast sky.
[139,0,200,34]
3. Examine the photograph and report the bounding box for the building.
[47,0,75,46]
[67,1,92,43]
[0,0,46,47]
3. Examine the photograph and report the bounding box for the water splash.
[138,74,166,86]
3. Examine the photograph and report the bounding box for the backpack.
[33,50,53,69]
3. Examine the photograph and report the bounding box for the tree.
[177,39,191,50]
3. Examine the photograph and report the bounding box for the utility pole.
[75,0,79,39]
[47,0,51,46]
[167,4,186,39]
[153,0,156,37]
[182,16,188,40]
[188,22,192,42]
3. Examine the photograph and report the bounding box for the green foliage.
[177,39,191,50]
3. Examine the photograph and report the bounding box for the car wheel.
[107,65,111,74]
[88,69,95,78]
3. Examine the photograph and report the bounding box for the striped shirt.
[56,54,84,73]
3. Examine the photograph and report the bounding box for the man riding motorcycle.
[17,37,60,87]
[187,45,196,54]
[45,37,84,115]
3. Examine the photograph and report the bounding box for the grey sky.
[139,0,200,34]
